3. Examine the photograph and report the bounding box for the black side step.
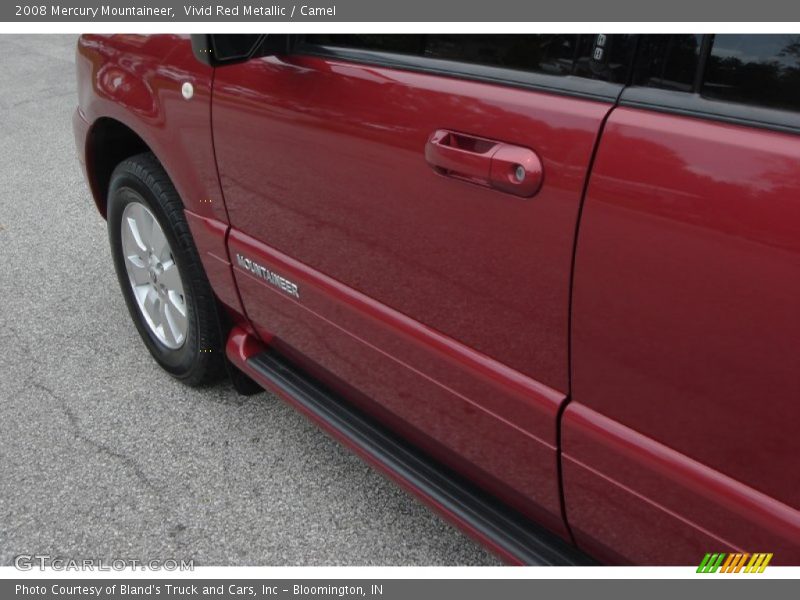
[248,350,595,566]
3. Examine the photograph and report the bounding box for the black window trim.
[619,86,800,136]
[292,38,625,104]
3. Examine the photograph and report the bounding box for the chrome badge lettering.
[236,253,300,299]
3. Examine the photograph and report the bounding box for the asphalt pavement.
[0,34,499,566]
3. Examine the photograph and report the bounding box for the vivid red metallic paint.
[211,53,610,392]
[212,52,613,535]
[567,107,800,564]
[184,209,244,315]
[76,34,228,224]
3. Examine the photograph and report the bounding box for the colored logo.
[697,553,773,573]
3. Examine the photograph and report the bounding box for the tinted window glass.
[304,34,633,83]
[633,34,702,92]
[305,34,422,55]
[703,34,800,112]
[423,34,633,83]
[212,34,264,60]
[424,34,580,75]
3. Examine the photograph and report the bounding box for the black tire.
[107,152,225,386]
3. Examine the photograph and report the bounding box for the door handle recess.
[424,129,543,198]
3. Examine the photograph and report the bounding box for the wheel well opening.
[85,118,150,218]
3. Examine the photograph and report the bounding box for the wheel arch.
[84,117,153,219]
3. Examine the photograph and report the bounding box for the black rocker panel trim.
[247,349,595,566]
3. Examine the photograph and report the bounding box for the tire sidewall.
[107,168,199,377]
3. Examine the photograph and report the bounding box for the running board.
[244,348,595,566]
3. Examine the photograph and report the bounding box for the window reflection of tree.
[635,34,701,92]
[703,35,800,111]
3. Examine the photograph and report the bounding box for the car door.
[565,35,800,564]
[212,34,632,534]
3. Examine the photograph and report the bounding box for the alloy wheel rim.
[120,199,188,349]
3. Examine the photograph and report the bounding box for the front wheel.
[107,152,225,386]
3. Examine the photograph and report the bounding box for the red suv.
[73,34,800,565]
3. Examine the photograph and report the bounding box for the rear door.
[565,34,800,564]
[212,34,632,532]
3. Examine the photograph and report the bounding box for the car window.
[423,34,581,74]
[303,34,422,55]
[632,34,703,92]
[303,34,634,84]
[633,34,800,113]
[702,34,800,112]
